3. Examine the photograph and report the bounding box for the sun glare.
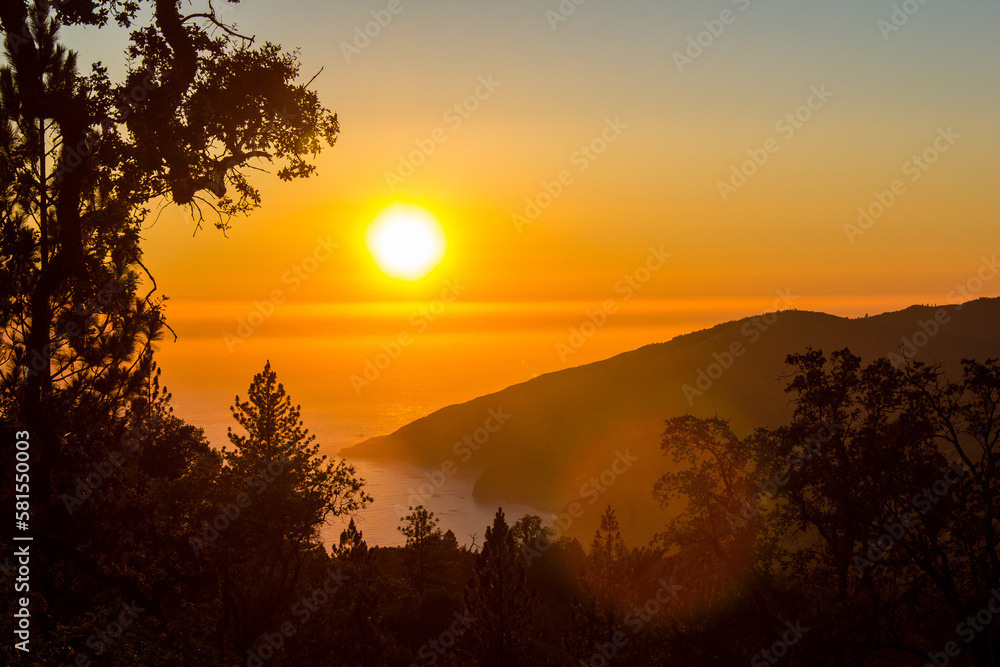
[366,204,447,281]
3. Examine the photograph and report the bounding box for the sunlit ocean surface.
[165,387,556,548]
[154,297,897,547]
[318,459,555,549]
[157,323,677,547]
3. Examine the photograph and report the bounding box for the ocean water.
[318,458,555,549]
[156,334,565,548]
[166,391,554,548]
[152,297,886,548]
[154,313,697,548]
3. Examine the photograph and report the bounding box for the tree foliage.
[398,504,442,596]
[654,349,1000,665]
[454,508,537,666]
[0,2,340,662]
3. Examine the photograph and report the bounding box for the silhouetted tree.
[441,528,460,550]
[225,360,371,537]
[587,506,629,636]
[0,0,338,509]
[0,0,339,661]
[398,504,442,596]
[652,349,1000,665]
[335,518,369,560]
[202,363,370,662]
[326,520,397,667]
[653,413,779,646]
[454,508,536,666]
[764,350,1000,665]
[512,513,553,564]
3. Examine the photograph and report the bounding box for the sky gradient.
[65,0,1000,447]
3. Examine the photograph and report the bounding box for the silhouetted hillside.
[341,298,1000,544]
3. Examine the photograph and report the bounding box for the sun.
[365,204,447,281]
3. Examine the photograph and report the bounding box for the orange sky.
[135,0,998,304]
[63,0,1000,442]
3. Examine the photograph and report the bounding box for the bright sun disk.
[366,204,447,281]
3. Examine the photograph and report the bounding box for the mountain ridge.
[341,298,1000,544]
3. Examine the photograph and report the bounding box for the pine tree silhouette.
[455,508,536,666]
[588,506,628,637]
[225,360,370,539]
[398,504,442,596]
[337,518,369,560]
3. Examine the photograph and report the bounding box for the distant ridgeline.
[342,298,1000,545]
